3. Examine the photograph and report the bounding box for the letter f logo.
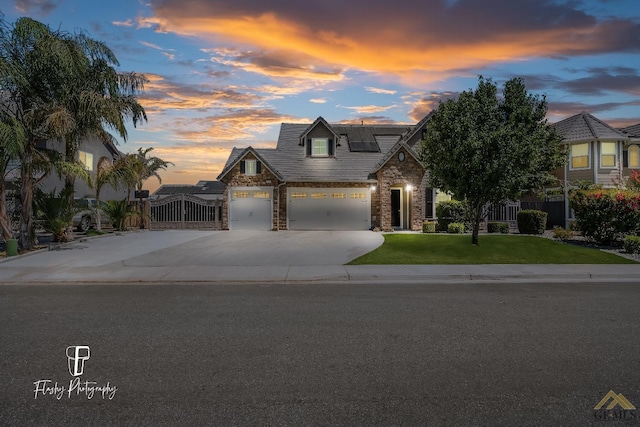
[66,346,90,377]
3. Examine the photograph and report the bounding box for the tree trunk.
[0,180,14,241]
[471,202,483,246]
[95,188,102,232]
[19,159,34,250]
[64,138,76,205]
[472,218,480,245]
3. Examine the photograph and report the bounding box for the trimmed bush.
[447,222,465,234]
[436,200,467,232]
[487,222,509,234]
[624,235,640,254]
[570,189,640,245]
[551,226,574,240]
[517,210,547,235]
[422,221,436,233]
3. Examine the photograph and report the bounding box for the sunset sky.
[3,0,640,192]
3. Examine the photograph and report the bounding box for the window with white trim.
[312,138,329,157]
[244,159,257,175]
[600,142,617,168]
[570,143,589,169]
[629,145,640,168]
[78,150,93,171]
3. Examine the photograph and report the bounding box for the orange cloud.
[139,1,640,86]
[140,73,262,112]
[341,105,395,115]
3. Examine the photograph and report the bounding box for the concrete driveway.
[0,230,384,283]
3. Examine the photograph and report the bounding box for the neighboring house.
[549,111,639,227]
[553,111,630,188]
[217,115,448,231]
[151,180,224,201]
[36,135,129,201]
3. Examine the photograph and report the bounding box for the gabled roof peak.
[299,116,339,145]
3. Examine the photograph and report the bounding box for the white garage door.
[288,188,371,230]
[229,187,273,230]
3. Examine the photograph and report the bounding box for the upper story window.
[240,159,261,175]
[600,142,617,168]
[570,143,589,170]
[78,150,94,171]
[629,145,640,168]
[312,138,329,157]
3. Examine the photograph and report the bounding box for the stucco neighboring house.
[217,115,446,231]
[36,135,130,201]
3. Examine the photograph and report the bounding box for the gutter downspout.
[276,181,287,231]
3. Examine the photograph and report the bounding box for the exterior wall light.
[371,185,377,191]
[406,184,413,192]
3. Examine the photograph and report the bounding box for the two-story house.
[35,136,130,201]
[217,115,447,231]
[551,111,640,226]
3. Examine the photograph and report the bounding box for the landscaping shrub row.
[570,189,640,245]
[487,222,509,234]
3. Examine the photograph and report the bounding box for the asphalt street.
[2,282,639,426]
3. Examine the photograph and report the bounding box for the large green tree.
[420,76,565,245]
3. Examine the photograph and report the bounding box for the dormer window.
[312,138,329,157]
[307,138,334,157]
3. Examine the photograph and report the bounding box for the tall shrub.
[570,189,640,245]
[435,200,467,232]
[517,210,547,234]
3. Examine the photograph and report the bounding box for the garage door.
[288,188,370,230]
[229,187,273,230]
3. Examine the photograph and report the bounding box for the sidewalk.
[1,230,639,284]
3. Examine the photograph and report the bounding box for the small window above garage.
[240,159,262,175]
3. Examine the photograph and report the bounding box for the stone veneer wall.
[377,148,427,231]
[219,153,281,230]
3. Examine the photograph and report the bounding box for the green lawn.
[348,234,637,265]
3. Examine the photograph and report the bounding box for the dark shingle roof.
[153,180,224,196]
[219,120,417,182]
[621,123,640,138]
[553,111,629,142]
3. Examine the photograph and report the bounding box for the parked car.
[72,198,111,232]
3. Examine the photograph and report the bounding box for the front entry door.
[391,189,401,228]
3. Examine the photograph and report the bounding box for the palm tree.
[0,17,74,249]
[48,33,147,203]
[124,148,173,228]
[0,114,25,241]
[92,156,136,231]
[0,16,147,248]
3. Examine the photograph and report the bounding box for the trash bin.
[6,239,18,257]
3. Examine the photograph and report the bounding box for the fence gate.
[150,194,222,230]
[486,201,521,230]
